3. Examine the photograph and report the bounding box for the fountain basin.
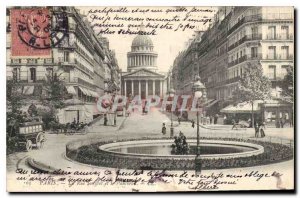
[99,139,264,160]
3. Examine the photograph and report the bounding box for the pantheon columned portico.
[121,34,166,99]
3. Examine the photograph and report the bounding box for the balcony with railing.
[228,54,263,67]
[7,70,48,83]
[265,33,293,40]
[67,77,96,89]
[228,13,292,36]
[264,54,293,60]
[228,55,246,67]
[228,14,263,35]
[228,17,246,35]
[44,58,55,64]
[226,76,241,84]
[58,57,75,66]
[263,13,293,20]
[228,34,262,52]
[10,59,22,65]
[9,58,56,65]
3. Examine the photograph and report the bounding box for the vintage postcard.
[6,6,295,192]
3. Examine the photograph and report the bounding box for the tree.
[281,66,294,103]
[231,63,272,128]
[42,73,68,109]
[6,81,26,153]
[40,73,69,129]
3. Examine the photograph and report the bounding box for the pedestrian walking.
[214,114,218,124]
[280,117,285,128]
[104,114,108,126]
[206,116,210,125]
[232,119,237,130]
[254,123,259,138]
[191,119,195,128]
[260,122,266,138]
[178,116,181,125]
[162,123,166,135]
[223,115,227,125]
[248,117,252,128]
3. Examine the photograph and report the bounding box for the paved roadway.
[7,107,294,191]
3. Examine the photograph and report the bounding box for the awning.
[84,88,92,96]
[220,101,261,114]
[64,98,84,105]
[23,86,34,95]
[78,87,90,96]
[202,99,214,106]
[89,91,99,98]
[260,100,292,107]
[66,86,76,95]
[205,99,219,108]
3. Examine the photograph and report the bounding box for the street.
[7,107,293,168]
[7,107,294,191]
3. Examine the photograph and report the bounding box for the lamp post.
[168,88,175,137]
[192,75,206,175]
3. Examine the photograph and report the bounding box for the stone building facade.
[169,6,294,126]
[6,6,120,124]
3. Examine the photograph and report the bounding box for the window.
[281,46,289,59]
[268,65,276,80]
[251,47,258,58]
[268,26,276,39]
[46,68,53,79]
[281,26,289,39]
[251,26,258,38]
[268,46,276,59]
[12,68,20,81]
[29,68,36,82]
[64,51,69,62]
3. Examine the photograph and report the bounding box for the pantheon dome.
[122,31,166,100]
[127,34,158,72]
[132,35,153,47]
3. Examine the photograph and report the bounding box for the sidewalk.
[87,114,127,133]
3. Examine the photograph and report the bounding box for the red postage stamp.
[11,8,51,57]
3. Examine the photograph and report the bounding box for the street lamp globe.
[192,75,206,98]
[168,88,175,97]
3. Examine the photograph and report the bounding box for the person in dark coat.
[232,119,237,130]
[254,123,259,138]
[280,117,284,128]
[260,122,266,138]
[162,123,166,135]
[214,114,218,124]
[104,114,108,126]
[178,116,181,125]
[191,119,195,128]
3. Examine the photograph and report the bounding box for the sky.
[79,6,217,73]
